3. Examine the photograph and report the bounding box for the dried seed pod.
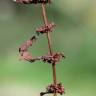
[40,83,65,96]
[41,52,65,64]
[19,35,38,62]
[56,83,65,95]
[47,22,56,32]
[19,35,37,53]
[46,83,65,95]
[52,52,65,63]
[13,0,51,4]
[36,22,55,35]
[41,55,52,63]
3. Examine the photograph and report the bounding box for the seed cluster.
[13,0,51,4]
[36,22,55,35]
[40,83,65,96]
[41,53,65,64]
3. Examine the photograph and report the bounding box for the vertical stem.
[52,63,57,85]
[41,4,52,55]
[52,63,57,96]
[41,3,57,96]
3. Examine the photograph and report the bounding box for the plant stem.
[41,3,57,96]
[41,3,52,55]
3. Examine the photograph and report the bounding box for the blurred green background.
[0,0,96,96]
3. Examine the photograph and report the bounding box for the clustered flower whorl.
[13,0,51,4]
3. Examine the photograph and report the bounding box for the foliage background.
[0,0,96,96]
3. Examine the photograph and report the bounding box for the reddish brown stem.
[52,63,57,96]
[41,4,52,55]
[41,3,57,96]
